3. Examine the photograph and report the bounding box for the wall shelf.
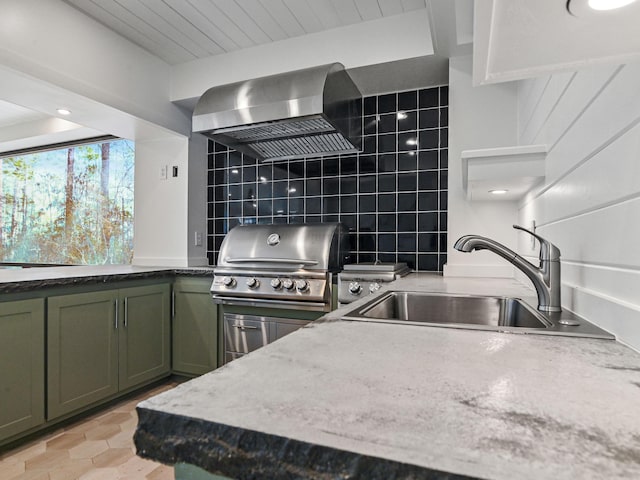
[461,144,547,201]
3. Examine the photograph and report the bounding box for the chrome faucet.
[454,225,562,312]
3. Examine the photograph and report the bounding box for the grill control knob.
[282,279,295,290]
[222,276,236,288]
[296,279,309,292]
[246,277,260,289]
[369,282,381,293]
[348,282,362,295]
[270,278,282,290]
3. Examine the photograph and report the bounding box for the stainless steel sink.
[342,291,615,339]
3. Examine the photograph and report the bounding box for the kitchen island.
[134,274,640,479]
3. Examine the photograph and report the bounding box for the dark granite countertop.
[134,274,640,479]
[0,265,215,294]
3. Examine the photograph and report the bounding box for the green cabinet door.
[118,284,171,390]
[0,298,45,442]
[172,278,218,376]
[47,291,119,420]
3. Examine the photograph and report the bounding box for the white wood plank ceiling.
[63,0,428,65]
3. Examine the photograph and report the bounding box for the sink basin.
[342,291,615,339]
[344,291,549,329]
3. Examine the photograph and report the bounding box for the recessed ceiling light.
[406,138,418,146]
[489,189,509,195]
[56,108,71,115]
[567,0,638,14]
[588,0,637,10]
[397,112,408,120]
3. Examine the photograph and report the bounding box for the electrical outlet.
[159,165,168,180]
[194,231,202,246]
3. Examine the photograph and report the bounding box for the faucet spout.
[453,227,561,313]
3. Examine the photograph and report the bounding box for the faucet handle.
[513,225,561,261]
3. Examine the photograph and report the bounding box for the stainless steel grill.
[338,262,412,306]
[211,223,350,312]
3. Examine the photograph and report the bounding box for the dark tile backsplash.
[206,86,448,271]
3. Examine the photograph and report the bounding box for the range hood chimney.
[192,63,362,162]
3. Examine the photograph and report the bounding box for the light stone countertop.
[135,274,640,479]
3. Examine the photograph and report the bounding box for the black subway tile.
[378,233,396,252]
[205,86,448,271]
[340,155,358,175]
[364,96,377,115]
[377,193,396,212]
[378,174,396,192]
[398,213,417,232]
[398,90,417,110]
[419,109,439,129]
[418,130,439,150]
[397,193,417,212]
[398,152,417,171]
[359,194,377,213]
[378,134,396,153]
[418,150,438,170]
[397,111,417,132]
[359,174,377,193]
[323,157,339,176]
[378,153,396,173]
[378,214,396,232]
[306,178,321,196]
[378,93,397,113]
[419,88,439,108]
[378,113,397,134]
[419,212,438,232]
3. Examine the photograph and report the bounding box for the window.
[0,137,134,265]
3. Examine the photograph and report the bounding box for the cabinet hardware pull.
[231,324,258,330]
[124,297,128,327]
[172,290,176,318]
[114,298,119,329]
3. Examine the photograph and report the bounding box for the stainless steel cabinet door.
[224,315,269,355]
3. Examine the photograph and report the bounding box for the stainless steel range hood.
[192,63,362,162]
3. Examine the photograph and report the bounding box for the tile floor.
[0,381,180,480]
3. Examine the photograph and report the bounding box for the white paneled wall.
[517,62,640,351]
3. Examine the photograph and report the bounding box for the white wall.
[444,55,521,277]
[0,0,189,137]
[187,134,208,266]
[516,61,640,351]
[0,0,204,266]
[133,134,210,267]
[170,9,434,103]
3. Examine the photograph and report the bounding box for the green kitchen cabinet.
[172,278,218,376]
[118,284,171,390]
[47,282,171,420]
[0,298,45,442]
[47,290,119,419]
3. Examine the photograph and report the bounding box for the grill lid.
[216,223,350,273]
[192,63,362,162]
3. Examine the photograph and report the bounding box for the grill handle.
[231,324,259,330]
[225,257,318,266]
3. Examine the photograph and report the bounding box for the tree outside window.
[0,138,134,265]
